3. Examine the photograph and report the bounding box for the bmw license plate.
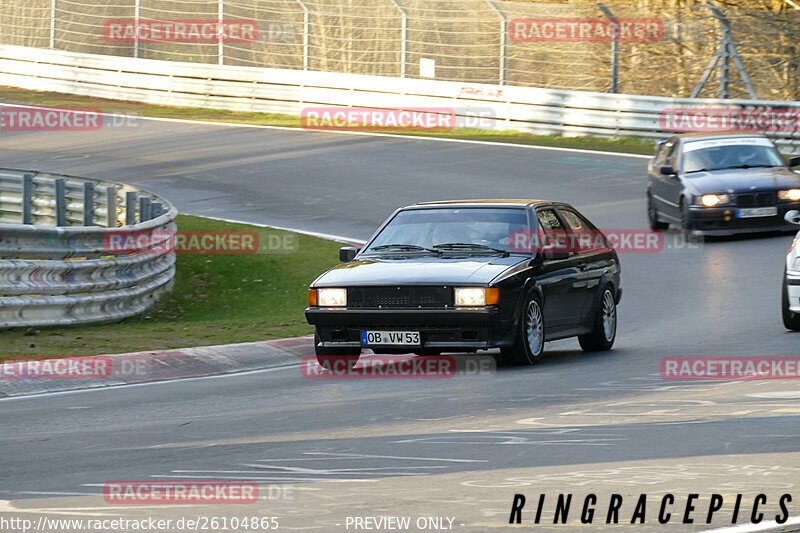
[737,207,777,218]
[361,331,420,345]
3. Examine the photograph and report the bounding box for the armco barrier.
[1,44,800,152]
[0,168,177,328]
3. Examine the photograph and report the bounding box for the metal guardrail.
[1,44,799,154]
[0,168,177,329]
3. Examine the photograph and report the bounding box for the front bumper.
[305,307,514,351]
[688,203,800,236]
[787,272,800,313]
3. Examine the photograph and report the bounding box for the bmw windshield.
[682,138,785,174]
[364,207,530,254]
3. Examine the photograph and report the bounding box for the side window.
[558,209,585,230]
[536,209,563,230]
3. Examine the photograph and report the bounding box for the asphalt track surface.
[1,116,800,532]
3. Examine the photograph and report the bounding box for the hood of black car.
[313,255,528,286]
[686,167,800,194]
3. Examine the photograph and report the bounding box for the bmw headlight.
[779,189,800,201]
[454,287,499,306]
[316,288,347,307]
[699,194,731,207]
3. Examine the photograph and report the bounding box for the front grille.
[736,192,774,207]
[348,286,452,308]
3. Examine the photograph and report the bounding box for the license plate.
[361,331,420,345]
[737,207,777,218]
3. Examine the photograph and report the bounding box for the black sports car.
[305,200,622,366]
[647,132,800,235]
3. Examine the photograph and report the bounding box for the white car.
[783,210,800,330]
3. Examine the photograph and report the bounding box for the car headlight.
[315,288,347,307]
[699,194,731,207]
[454,287,499,306]
[779,189,800,201]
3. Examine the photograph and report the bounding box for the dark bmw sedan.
[305,200,622,366]
[647,132,800,235]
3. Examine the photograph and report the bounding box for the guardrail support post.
[139,196,152,221]
[106,186,117,228]
[125,191,137,225]
[151,202,163,218]
[22,174,34,225]
[486,0,507,85]
[597,3,619,94]
[389,0,407,78]
[55,178,66,226]
[83,182,94,226]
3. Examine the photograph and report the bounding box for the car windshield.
[682,140,784,174]
[365,207,529,254]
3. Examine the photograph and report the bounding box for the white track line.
[0,363,300,402]
[0,101,651,159]
[200,215,366,244]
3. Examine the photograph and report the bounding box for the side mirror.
[660,165,676,176]
[788,156,800,167]
[339,246,359,262]
[785,210,800,225]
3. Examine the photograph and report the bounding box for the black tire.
[314,330,361,368]
[678,198,692,237]
[578,286,617,352]
[782,272,800,331]
[500,292,545,366]
[647,194,668,230]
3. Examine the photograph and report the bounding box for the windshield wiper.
[433,242,510,257]
[684,167,717,174]
[724,164,779,170]
[369,243,442,254]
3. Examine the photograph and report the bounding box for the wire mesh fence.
[1,0,799,100]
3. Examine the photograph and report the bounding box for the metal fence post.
[296,0,309,71]
[690,2,757,99]
[134,0,140,58]
[125,191,137,225]
[83,182,94,226]
[597,3,619,94]
[22,174,33,225]
[50,0,57,49]
[486,0,507,85]
[139,196,152,221]
[55,178,66,226]
[106,185,117,228]
[389,0,407,78]
[218,0,224,65]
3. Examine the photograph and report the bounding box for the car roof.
[674,131,769,142]
[411,199,568,208]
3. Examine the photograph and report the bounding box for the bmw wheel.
[782,271,800,331]
[647,193,668,230]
